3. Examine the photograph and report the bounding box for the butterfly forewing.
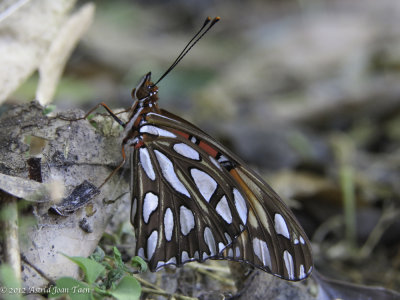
[130,109,312,280]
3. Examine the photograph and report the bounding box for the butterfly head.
[131,72,159,105]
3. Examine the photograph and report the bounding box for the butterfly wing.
[131,121,247,271]
[131,110,312,280]
[218,165,313,280]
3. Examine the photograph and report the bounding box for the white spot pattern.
[228,248,233,257]
[294,238,299,244]
[274,213,290,239]
[140,125,176,138]
[138,248,145,259]
[283,250,295,280]
[143,192,158,223]
[173,143,200,160]
[191,169,217,202]
[217,154,229,163]
[180,206,195,235]
[182,251,190,262]
[215,195,233,224]
[235,246,240,258]
[252,238,271,268]
[139,147,156,180]
[300,236,305,244]
[299,264,306,279]
[233,189,247,224]
[154,150,190,197]
[224,232,232,244]
[204,227,217,255]
[218,242,225,252]
[164,208,174,241]
[209,156,222,170]
[147,231,158,260]
[156,257,177,269]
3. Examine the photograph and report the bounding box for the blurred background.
[9,0,400,293]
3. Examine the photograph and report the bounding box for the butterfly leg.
[84,102,126,127]
[98,141,127,189]
[57,102,126,127]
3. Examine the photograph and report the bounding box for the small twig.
[140,287,198,300]
[132,275,164,292]
[21,255,56,285]
[359,206,400,259]
[186,262,231,273]
[133,275,198,300]
[331,134,356,249]
[188,263,235,286]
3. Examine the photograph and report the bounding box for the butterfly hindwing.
[131,129,247,271]
[131,109,312,280]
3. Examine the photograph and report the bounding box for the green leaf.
[113,247,123,267]
[62,254,105,284]
[42,105,56,115]
[131,256,147,272]
[109,276,141,300]
[89,246,105,263]
[49,277,92,300]
[106,268,124,288]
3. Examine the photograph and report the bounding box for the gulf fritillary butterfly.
[91,17,313,281]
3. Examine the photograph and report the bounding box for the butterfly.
[92,17,313,281]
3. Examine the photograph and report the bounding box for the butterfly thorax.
[123,72,161,148]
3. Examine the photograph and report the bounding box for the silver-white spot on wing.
[209,156,222,170]
[215,195,233,224]
[154,150,190,197]
[218,242,225,252]
[180,206,195,235]
[224,232,232,244]
[228,248,233,257]
[233,189,248,224]
[138,248,145,259]
[300,236,305,244]
[143,192,158,223]
[204,227,217,255]
[147,230,158,260]
[194,251,199,259]
[274,213,290,239]
[217,154,229,163]
[181,251,190,262]
[235,246,240,258]
[173,143,200,160]
[294,238,299,245]
[283,250,295,280]
[156,257,177,269]
[140,125,176,138]
[164,208,174,241]
[252,238,272,268]
[139,147,156,180]
[299,264,306,279]
[191,168,217,202]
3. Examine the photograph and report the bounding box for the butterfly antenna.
[153,16,220,86]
